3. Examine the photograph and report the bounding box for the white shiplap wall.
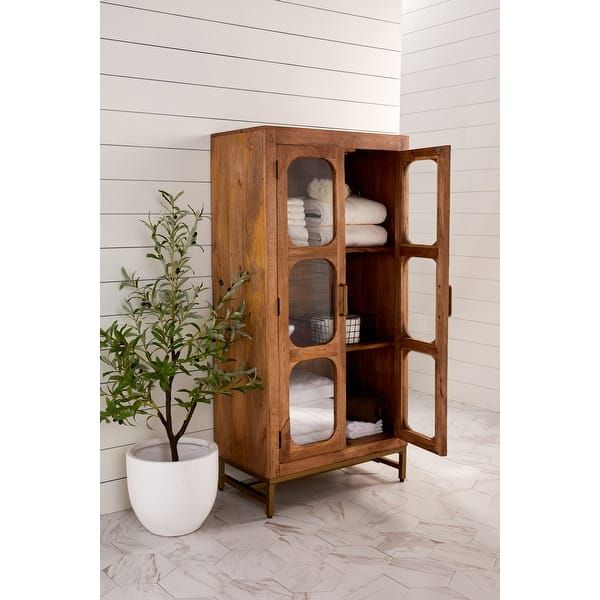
[401,0,500,412]
[100,0,403,514]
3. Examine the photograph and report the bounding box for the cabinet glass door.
[398,146,451,456]
[276,144,347,463]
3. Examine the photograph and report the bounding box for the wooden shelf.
[346,432,396,446]
[346,246,394,255]
[346,340,395,352]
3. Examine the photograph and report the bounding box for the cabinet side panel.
[211,129,272,477]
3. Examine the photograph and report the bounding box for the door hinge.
[275,160,279,179]
[276,297,281,316]
[278,431,282,448]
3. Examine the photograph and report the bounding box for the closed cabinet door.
[397,145,451,456]
[276,144,348,463]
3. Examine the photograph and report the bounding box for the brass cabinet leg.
[399,448,407,481]
[266,483,276,518]
[218,457,225,491]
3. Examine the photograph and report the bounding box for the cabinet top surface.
[211,125,409,150]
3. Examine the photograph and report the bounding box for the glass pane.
[407,351,435,438]
[287,157,335,247]
[407,257,436,342]
[289,358,335,445]
[407,160,437,245]
[289,259,335,347]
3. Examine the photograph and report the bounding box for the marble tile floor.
[100,400,499,599]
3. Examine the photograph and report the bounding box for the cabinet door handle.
[340,284,348,316]
[448,285,453,318]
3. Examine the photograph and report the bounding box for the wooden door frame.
[275,144,348,463]
[397,146,451,456]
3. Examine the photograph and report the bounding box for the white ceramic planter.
[126,437,218,536]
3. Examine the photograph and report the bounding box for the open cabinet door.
[397,146,451,456]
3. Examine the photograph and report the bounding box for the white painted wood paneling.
[402,9,499,54]
[402,0,499,412]
[106,0,403,50]
[101,0,403,514]
[101,3,401,78]
[101,39,400,106]
[274,0,402,24]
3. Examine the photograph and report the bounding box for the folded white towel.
[289,370,334,405]
[288,197,305,207]
[288,207,305,217]
[307,178,351,204]
[304,195,387,227]
[346,419,383,439]
[307,225,388,247]
[290,239,309,247]
[288,225,309,241]
[288,217,307,227]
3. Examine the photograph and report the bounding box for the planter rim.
[126,436,218,464]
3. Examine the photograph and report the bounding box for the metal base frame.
[218,446,407,518]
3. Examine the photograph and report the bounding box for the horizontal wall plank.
[402,55,499,94]
[408,370,498,410]
[101,111,258,152]
[403,0,449,12]
[282,0,402,23]
[410,272,499,302]
[101,145,210,182]
[402,78,498,113]
[409,212,499,236]
[101,75,399,133]
[449,318,498,346]
[408,123,498,151]
[101,3,401,78]
[402,101,499,134]
[410,255,498,279]
[101,247,212,282]
[101,39,400,106]
[403,31,498,74]
[409,190,499,214]
[100,213,211,248]
[100,478,130,514]
[402,9,499,54]
[449,338,499,369]
[408,145,499,171]
[411,352,499,389]
[448,379,498,411]
[410,293,499,324]
[410,169,499,193]
[103,0,402,50]
[101,180,211,213]
[402,0,499,35]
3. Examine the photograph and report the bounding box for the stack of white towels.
[288,197,308,246]
[289,369,384,444]
[304,178,388,247]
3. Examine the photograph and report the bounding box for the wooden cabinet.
[211,126,451,517]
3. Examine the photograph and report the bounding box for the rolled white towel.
[307,225,388,247]
[307,178,351,204]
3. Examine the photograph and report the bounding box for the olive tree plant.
[100,190,260,461]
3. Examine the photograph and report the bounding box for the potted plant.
[100,190,260,536]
